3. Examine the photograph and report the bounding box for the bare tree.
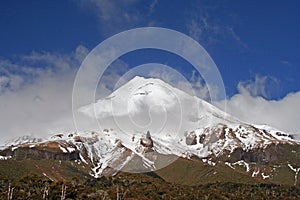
[7,183,14,200]
[43,183,49,200]
[61,184,67,200]
[116,186,128,200]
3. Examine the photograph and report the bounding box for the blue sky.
[1,0,299,98]
[0,0,300,140]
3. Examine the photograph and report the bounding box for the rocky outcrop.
[0,149,14,157]
[0,147,79,161]
[140,131,153,148]
[186,131,197,145]
[225,143,300,165]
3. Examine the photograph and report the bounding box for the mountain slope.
[0,76,299,186]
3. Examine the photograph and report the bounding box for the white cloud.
[237,75,279,99]
[0,76,10,92]
[214,76,300,139]
[0,45,133,143]
[96,59,130,98]
[0,46,89,142]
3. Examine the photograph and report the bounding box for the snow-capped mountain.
[79,76,238,138]
[0,76,299,184]
[1,135,44,148]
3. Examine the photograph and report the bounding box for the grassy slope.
[154,158,259,186]
[0,159,90,182]
[155,157,300,187]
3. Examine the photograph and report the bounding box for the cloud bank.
[0,46,130,142]
[214,76,300,139]
[0,46,89,142]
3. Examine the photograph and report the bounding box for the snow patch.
[261,173,270,179]
[229,160,250,172]
[42,173,54,181]
[0,155,11,160]
[225,162,235,170]
[66,147,75,152]
[59,146,68,153]
[288,163,300,186]
[11,146,18,151]
[252,168,260,177]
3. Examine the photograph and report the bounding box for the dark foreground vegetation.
[0,172,299,200]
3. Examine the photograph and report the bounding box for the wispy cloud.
[280,60,293,66]
[226,26,248,49]
[0,45,89,93]
[77,0,158,36]
[185,2,247,50]
[187,19,203,42]
[237,75,279,99]
[148,0,158,15]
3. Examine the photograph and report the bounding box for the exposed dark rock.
[1,147,80,161]
[116,139,124,148]
[146,131,151,139]
[219,127,226,139]
[276,132,294,139]
[186,131,197,145]
[199,134,206,144]
[0,149,13,157]
[225,143,299,165]
[54,134,63,138]
[74,136,83,143]
[140,131,153,148]
[103,129,109,133]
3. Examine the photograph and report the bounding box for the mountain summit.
[79,76,237,137]
[1,76,299,186]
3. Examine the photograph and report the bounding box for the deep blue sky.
[1,0,299,99]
